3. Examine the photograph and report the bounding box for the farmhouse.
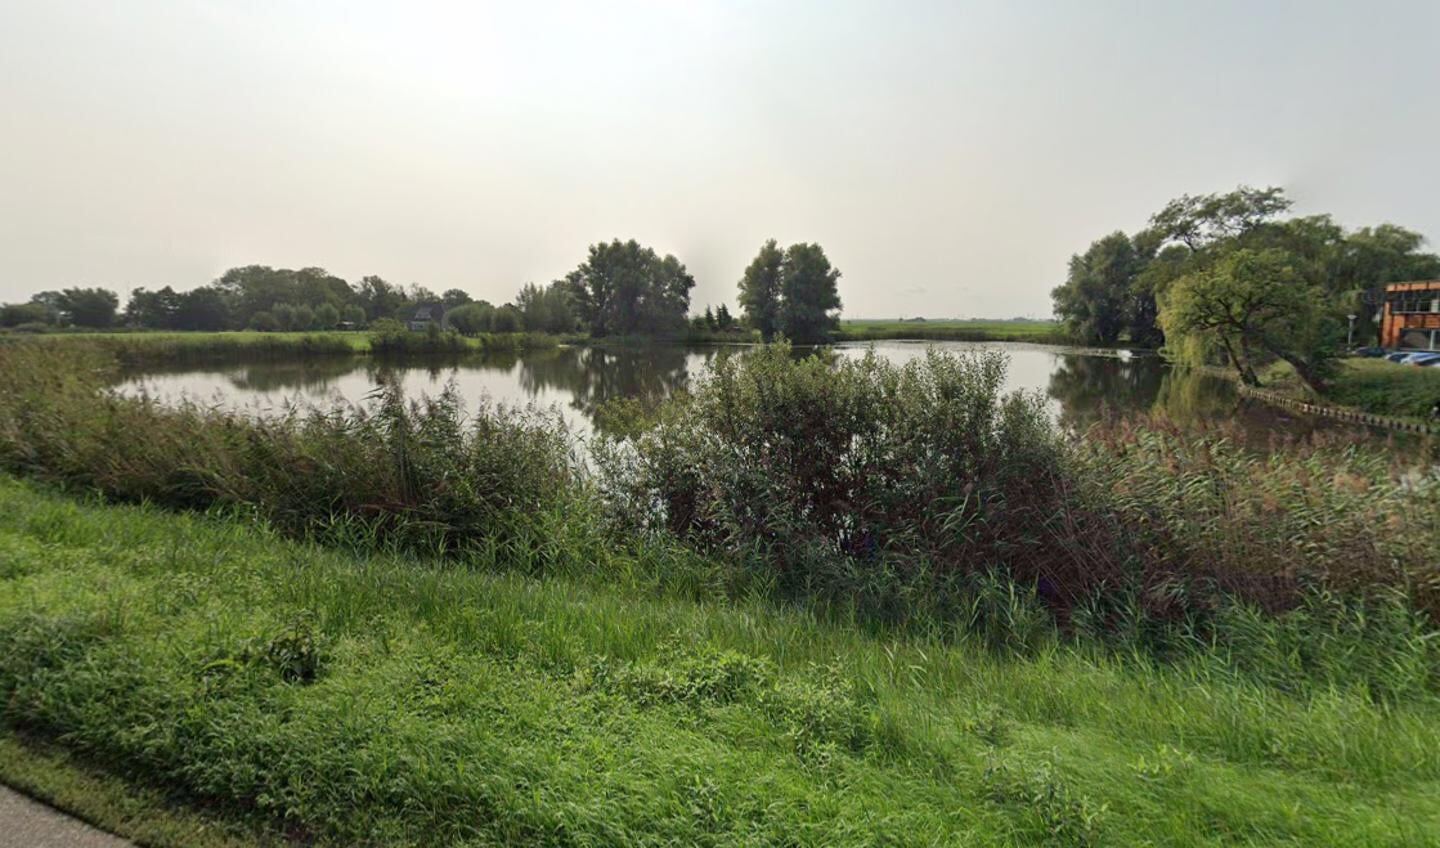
[407,302,449,332]
[1380,281,1440,351]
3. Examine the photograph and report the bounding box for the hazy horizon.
[3,0,1438,318]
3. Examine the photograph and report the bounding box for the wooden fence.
[1233,384,1439,435]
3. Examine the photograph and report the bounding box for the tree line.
[1,238,844,342]
[1052,186,1440,391]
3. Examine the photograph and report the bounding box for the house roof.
[410,302,445,320]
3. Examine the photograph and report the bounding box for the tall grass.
[0,479,1437,846]
[0,342,580,559]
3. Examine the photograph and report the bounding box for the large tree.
[124,286,182,328]
[737,239,784,340]
[1051,231,1154,346]
[779,243,842,343]
[58,287,120,328]
[356,275,406,322]
[172,286,232,331]
[1333,224,1440,344]
[565,240,694,336]
[1148,185,1293,251]
[1159,247,1339,392]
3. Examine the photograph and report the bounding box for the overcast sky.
[2,1,1437,318]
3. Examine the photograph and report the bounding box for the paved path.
[0,784,131,847]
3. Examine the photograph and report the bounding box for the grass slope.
[1260,358,1440,421]
[1,478,1437,846]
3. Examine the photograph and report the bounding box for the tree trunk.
[1219,335,1259,386]
[1270,349,1329,395]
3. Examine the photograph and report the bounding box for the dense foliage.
[1053,186,1440,391]
[737,240,843,342]
[2,338,1440,845]
[601,345,1440,630]
[563,239,696,336]
[2,338,1437,648]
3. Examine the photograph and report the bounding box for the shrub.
[600,344,1440,630]
[368,321,468,356]
[598,345,1115,617]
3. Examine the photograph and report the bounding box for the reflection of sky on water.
[116,341,1398,448]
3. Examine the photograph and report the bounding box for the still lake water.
[117,341,1389,447]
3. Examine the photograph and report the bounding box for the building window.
[1390,290,1440,314]
[1400,329,1440,350]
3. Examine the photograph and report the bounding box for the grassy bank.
[836,319,1073,345]
[1258,357,1440,421]
[2,477,1439,846]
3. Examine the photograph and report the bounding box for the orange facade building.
[1380,281,1440,350]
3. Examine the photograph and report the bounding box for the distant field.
[836,319,1069,344]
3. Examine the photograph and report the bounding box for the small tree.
[0,302,50,327]
[314,303,340,330]
[272,303,297,331]
[715,303,734,330]
[291,304,317,331]
[447,302,494,336]
[490,304,524,333]
[341,304,366,327]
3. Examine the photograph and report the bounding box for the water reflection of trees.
[121,357,370,394]
[1047,354,1165,432]
[1048,353,1253,434]
[517,345,695,425]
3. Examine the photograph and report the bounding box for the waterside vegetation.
[1,333,1439,844]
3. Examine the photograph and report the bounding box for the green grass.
[1260,358,1440,420]
[836,319,1071,345]
[1,477,1438,846]
[0,734,268,847]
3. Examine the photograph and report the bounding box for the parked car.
[1349,346,1386,358]
[1404,351,1440,366]
[1384,351,1412,362]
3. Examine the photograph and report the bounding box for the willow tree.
[1159,247,1339,393]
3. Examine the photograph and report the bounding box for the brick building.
[1380,281,1440,350]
